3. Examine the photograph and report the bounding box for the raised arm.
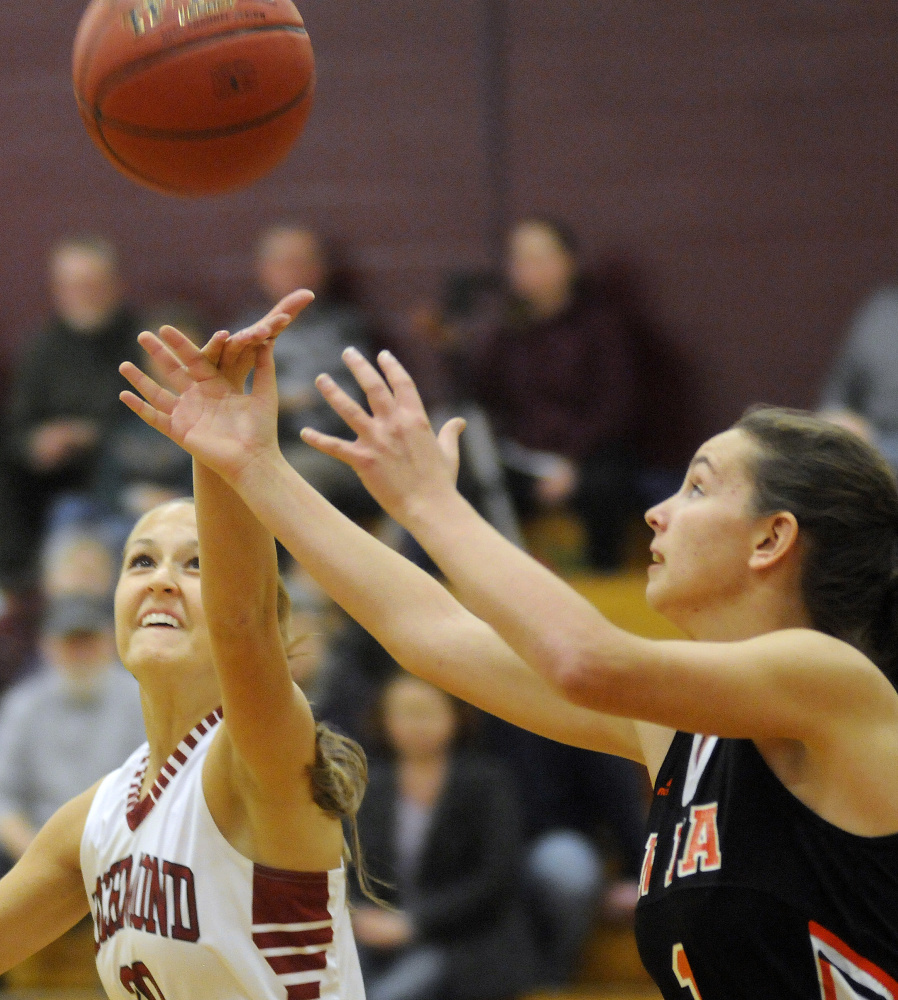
[123,293,344,869]
[192,457,317,794]
[119,302,655,771]
[294,351,898,769]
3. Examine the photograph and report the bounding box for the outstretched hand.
[299,348,466,524]
[119,289,313,481]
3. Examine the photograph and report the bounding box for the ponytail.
[308,722,380,903]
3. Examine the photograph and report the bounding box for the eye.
[687,480,704,498]
[127,553,154,569]
[185,556,200,571]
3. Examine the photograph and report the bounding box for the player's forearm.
[194,461,280,631]
[399,484,628,696]
[231,449,462,663]
[230,451,643,759]
[192,460,290,707]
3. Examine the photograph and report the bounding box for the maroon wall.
[1,1,897,465]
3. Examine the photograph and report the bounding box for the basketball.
[72,0,315,197]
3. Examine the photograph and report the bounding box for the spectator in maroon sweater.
[457,217,641,571]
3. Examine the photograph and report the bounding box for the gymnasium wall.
[1,1,897,466]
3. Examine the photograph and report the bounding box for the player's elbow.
[540,637,628,712]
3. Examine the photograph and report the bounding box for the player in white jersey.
[116,302,898,999]
[0,291,369,1000]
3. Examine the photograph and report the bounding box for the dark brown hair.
[735,406,898,683]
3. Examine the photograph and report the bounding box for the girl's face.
[644,429,763,631]
[114,502,212,679]
[382,675,458,761]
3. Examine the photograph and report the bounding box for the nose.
[645,496,670,532]
[146,560,178,593]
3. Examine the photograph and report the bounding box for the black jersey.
[634,731,898,999]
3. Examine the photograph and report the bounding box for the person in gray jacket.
[819,285,898,473]
[0,592,144,875]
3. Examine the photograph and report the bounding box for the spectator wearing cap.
[0,592,144,874]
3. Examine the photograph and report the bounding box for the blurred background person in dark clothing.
[0,235,142,592]
[234,223,382,529]
[413,216,642,571]
[352,671,536,1000]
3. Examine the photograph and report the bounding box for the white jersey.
[81,708,365,1000]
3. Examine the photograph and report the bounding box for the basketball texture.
[72,0,315,197]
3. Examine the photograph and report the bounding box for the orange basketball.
[72,0,315,197]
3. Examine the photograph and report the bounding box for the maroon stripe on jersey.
[253,927,334,950]
[126,795,154,831]
[286,984,321,1000]
[267,952,328,976]
[253,864,335,998]
[126,708,223,830]
[252,866,332,925]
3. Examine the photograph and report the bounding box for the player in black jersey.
[120,307,898,1000]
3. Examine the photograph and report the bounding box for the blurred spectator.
[0,526,117,702]
[0,592,144,876]
[277,560,396,745]
[0,235,142,591]
[89,301,206,540]
[414,217,642,571]
[352,671,536,1000]
[818,285,898,473]
[477,719,648,986]
[41,530,115,602]
[234,223,382,527]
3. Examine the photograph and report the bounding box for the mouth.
[140,612,182,629]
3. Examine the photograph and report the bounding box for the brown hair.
[276,579,378,902]
[735,406,898,683]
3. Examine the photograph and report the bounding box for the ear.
[748,511,799,571]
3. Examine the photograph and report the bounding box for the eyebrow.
[124,537,199,552]
[688,455,717,476]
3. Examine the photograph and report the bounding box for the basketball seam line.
[92,73,313,141]
[75,23,309,112]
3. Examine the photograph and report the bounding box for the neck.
[680,580,812,642]
[138,678,221,777]
[397,753,449,807]
[528,286,573,321]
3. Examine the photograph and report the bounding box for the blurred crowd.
[0,214,888,996]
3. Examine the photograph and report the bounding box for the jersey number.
[673,943,703,999]
[120,962,167,1000]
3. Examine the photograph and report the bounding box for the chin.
[645,577,679,624]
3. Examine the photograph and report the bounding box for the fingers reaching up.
[118,308,287,481]
[300,348,466,524]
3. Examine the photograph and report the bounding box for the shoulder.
[849,287,898,339]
